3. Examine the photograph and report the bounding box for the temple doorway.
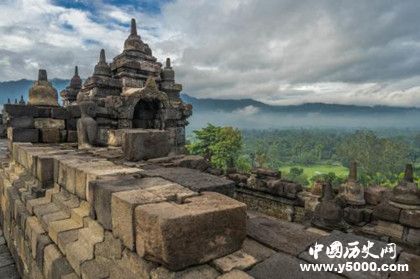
[132,99,163,129]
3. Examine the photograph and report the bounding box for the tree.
[187,124,243,170]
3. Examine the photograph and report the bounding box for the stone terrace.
[0,140,419,279]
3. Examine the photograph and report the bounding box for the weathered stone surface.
[247,216,321,256]
[405,228,420,246]
[142,167,235,196]
[399,209,420,228]
[249,252,341,279]
[241,238,275,263]
[95,231,123,260]
[299,231,402,279]
[8,116,34,129]
[65,219,104,275]
[135,192,247,270]
[7,128,39,143]
[374,220,404,240]
[48,217,82,244]
[110,249,157,279]
[70,158,140,200]
[67,130,77,142]
[217,270,254,279]
[212,250,257,273]
[112,179,196,250]
[365,186,390,205]
[51,107,70,119]
[90,176,161,230]
[80,256,112,279]
[123,129,171,161]
[108,129,128,146]
[43,244,74,279]
[34,118,65,129]
[172,155,210,171]
[150,265,220,279]
[389,252,420,279]
[39,128,61,143]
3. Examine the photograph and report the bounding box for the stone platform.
[0,140,419,279]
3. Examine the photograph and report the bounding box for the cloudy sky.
[1,0,420,106]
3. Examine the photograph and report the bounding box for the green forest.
[187,125,420,188]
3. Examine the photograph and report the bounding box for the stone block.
[43,244,74,279]
[67,105,81,118]
[110,249,158,279]
[3,104,37,117]
[123,129,170,161]
[372,202,401,222]
[108,129,128,147]
[51,107,70,119]
[141,167,236,196]
[65,219,104,275]
[8,116,34,128]
[48,218,82,244]
[249,252,341,279]
[172,155,210,171]
[25,216,46,260]
[35,107,51,118]
[150,265,220,279]
[40,128,61,143]
[374,220,404,240]
[91,176,168,230]
[94,231,123,260]
[77,161,140,201]
[111,180,196,250]
[135,192,247,270]
[34,118,65,129]
[7,128,39,143]
[399,209,420,228]
[241,238,275,263]
[57,229,78,254]
[35,234,52,270]
[66,119,77,130]
[405,228,420,246]
[247,216,321,256]
[80,257,112,279]
[67,130,77,142]
[212,250,257,273]
[217,270,253,279]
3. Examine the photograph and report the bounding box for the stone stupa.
[28,69,59,107]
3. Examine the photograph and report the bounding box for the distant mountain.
[180,94,420,114]
[0,79,419,115]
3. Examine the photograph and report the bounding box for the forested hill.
[1,79,419,115]
[181,94,420,114]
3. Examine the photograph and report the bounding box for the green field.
[279,164,349,178]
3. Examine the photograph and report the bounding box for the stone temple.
[0,18,419,279]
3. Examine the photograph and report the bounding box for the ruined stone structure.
[60,66,82,107]
[0,17,419,279]
[72,18,191,158]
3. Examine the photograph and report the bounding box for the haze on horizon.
[1,0,420,107]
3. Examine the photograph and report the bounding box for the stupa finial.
[166,58,171,68]
[75,66,79,76]
[99,49,106,63]
[131,18,137,36]
[404,164,414,183]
